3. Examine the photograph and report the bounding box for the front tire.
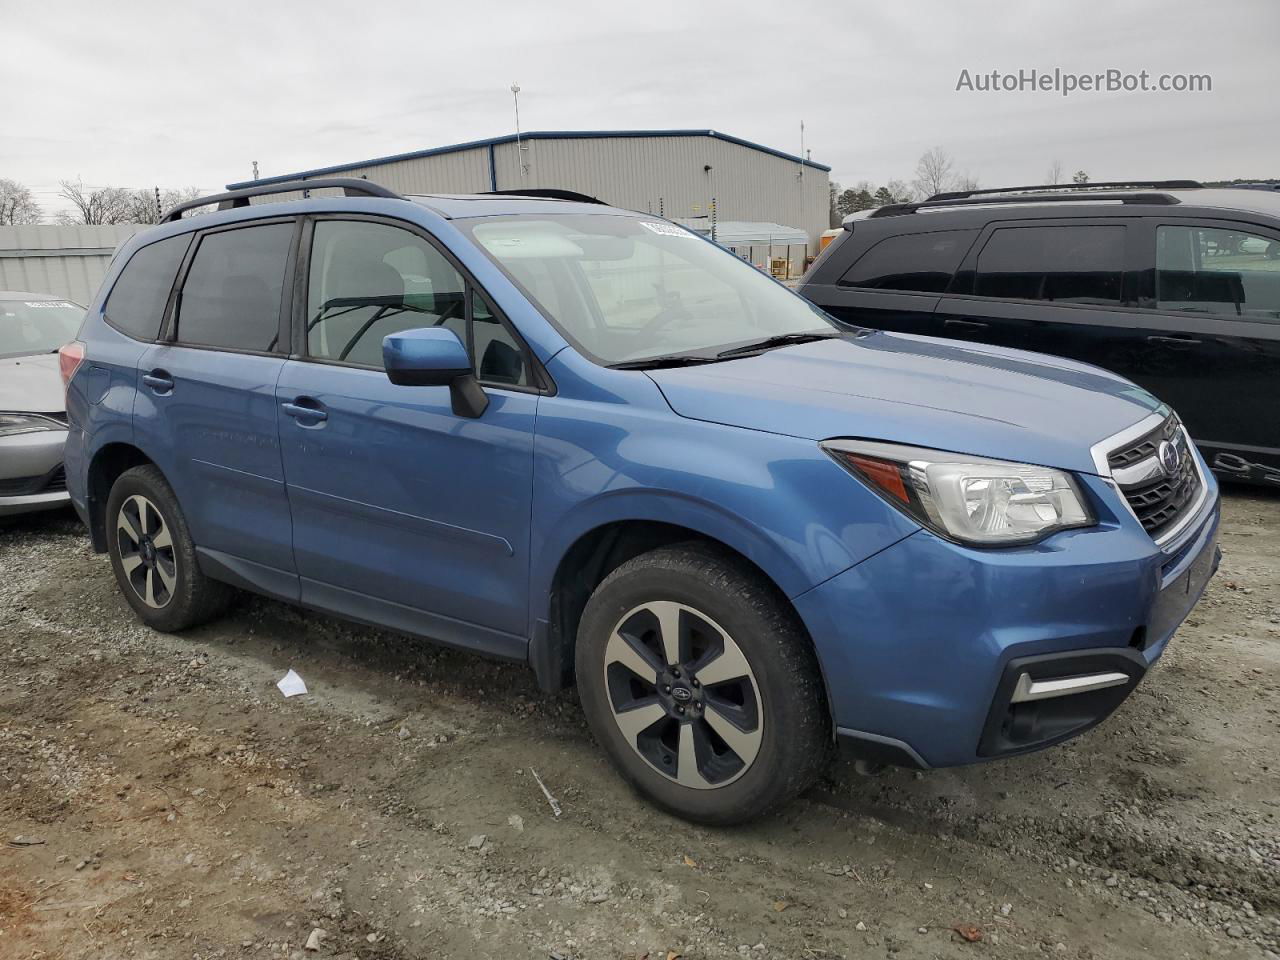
[576,543,830,825]
[105,465,232,632]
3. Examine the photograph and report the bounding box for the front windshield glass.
[0,299,85,358]
[462,215,836,364]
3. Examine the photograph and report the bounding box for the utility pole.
[252,160,259,181]
[511,83,528,178]
[155,186,162,222]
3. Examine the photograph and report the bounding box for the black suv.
[798,182,1280,486]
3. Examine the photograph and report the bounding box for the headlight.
[0,413,62,439]
[823,439,1094,546]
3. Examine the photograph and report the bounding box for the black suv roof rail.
[927,180,1203,202]
[480,188,606,204]
[867,184,1201,219]
[160,177,403,223]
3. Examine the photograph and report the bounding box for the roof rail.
[928,180,1203,202]
[160,177,402,223]
[480,188,606,205]
[868,190,1189,219]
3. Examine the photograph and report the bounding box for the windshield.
[0,299,85,358]
[462,214,837,364]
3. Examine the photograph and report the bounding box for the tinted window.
[838,230,976,292]
[104,234,191,340]
[307,220,466,367]
[975,225,1125,304]
[473,293,529,387]
[1156,225,1280,321]
[176,224,292,351]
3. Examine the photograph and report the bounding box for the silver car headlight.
[0,413,63,439]
[823,439,1094,546]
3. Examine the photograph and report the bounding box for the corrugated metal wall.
[0,224,143,305]
[246,135,829,246]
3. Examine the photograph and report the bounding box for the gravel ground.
[1,489,1277,960]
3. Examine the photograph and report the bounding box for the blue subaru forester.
[61,179,1220,823]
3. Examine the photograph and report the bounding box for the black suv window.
[1156,225,1280,321]
[307,219,529,386]
[176,223,293,351]
[975,225,1125,304]
[838,230,976,293]
[104,234,191,340]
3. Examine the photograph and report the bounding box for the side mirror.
[382,327,488,418]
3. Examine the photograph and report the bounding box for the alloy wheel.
[116,494,177,609]
[603,600,763,789]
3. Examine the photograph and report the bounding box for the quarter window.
[176,223,292,351]
[974,225,1125,304]
[104,234,192,340]
[838,230,976,292]
[1156,225,1280,321]
[306,220,529,385]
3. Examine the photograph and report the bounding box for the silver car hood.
[0,353,65,414]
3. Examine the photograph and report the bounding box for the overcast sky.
[4,0,1277,217]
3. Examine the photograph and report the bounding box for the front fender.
[527,367,921,627]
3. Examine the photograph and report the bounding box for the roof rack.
[160,177,402,223]
[480,188,606,205]
[928,180,1203,202]
[868,187,1195,219]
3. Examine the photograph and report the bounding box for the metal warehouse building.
[227,129,831,266]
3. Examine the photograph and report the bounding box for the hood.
[0,353,66,415]
[647,332,1163,475]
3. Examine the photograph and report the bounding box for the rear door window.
[104,234,192,340]
[175,223,293,352]
[838,230,977,292]
[974,225,1125,304]
[1156,224,1280,321]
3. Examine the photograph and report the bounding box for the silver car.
[0,291,83,517]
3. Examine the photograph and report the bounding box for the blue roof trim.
[227,129,831,189]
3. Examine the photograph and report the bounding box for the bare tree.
[885,179,915,203]
[0,178,42,224]
[1046,159,1064,185]
[913,146,956,198]
[56,179,133,225]
[954,173,980,192]
[126,187,205,224]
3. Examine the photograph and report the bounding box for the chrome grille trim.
[1089,409,1209,548]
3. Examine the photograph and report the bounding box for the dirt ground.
[1,490,1277,960]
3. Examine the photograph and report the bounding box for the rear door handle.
[281,400,328,423]
[944,318,990,331]
[142,370,174,394]
[1147,335,1201,348]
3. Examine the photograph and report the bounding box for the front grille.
[44,465,66,492]
[1109,415,1201,541]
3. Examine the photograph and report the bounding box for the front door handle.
[1147,335,1201,348]
[944,318,990,331]
[281,400,328,423]
[142,370,174,394]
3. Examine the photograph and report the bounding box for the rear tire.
[105,465,233,632]
[576,542,830,825]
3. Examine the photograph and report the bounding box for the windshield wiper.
[609,353,727,370]
[715,331,838,359]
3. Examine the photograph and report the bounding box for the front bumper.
[0,429,69,517]
[794,472,1220,768]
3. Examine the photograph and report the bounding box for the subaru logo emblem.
[1157,440,1180,476]
[671,686,693,702]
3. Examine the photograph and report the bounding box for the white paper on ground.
[276,669,307,697]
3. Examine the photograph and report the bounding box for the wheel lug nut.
[677,706,685,715]
[672,668,680,678]
[663,685,671,693]
[691,679,699,688]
